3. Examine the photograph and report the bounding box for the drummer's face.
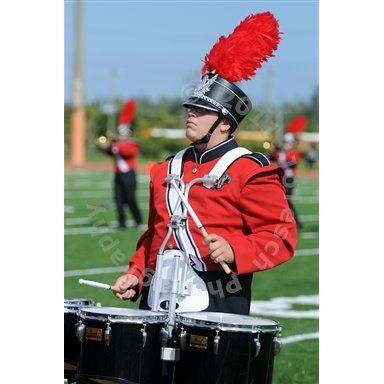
[185,107,220,142]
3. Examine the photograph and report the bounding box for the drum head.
[79,306,168,324]
[177,312,280,333]
[64,298,94,313]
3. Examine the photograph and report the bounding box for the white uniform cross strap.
[166,147,207,271]
[170,147,190,178]
[203,147,251,188]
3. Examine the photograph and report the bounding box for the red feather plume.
[286,114,307,134]
[119,99,136,124]
[201,12,281,82]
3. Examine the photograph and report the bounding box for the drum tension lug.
[76,320,85,344]
[253,331,261,358]
[160,326,169,347]
[141,323,148,348]
[179,326,187,350]
[213,329,220,355]
[105,322,112,347]
[273,336,282,356]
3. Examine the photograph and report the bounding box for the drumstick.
[199,227,231,274]
[78,278,118,293]
[170,180,232,274]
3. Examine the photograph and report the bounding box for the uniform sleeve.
[294,150,302,164]
[225,168,298,275]
[125,169,156,299]
[118,141,140,158]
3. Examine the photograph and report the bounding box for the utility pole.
[70,0,86,167]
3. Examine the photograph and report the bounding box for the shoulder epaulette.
[241,152,270,167]
[165,155,175,162]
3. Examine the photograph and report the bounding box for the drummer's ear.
[219,118,231,134]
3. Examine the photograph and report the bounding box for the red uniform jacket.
[270,149,301,177]
[105,140,140,173]
[127,137,297,296]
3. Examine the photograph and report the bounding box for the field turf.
[65,169,319,384]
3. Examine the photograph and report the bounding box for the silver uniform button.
[192,168,197,174]
[168,243,173,249]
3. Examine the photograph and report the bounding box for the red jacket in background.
[270,149,301,177]
[106,140,140,173]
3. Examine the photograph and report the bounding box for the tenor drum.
[76,307,168,384]
[64,298,94,382]
[174,312,282,384]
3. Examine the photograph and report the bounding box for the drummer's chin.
[185,127,197,142]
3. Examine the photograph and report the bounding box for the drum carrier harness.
[148,145,257,361]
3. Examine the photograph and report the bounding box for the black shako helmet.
[182,12,281,145]
[183,72,252,131]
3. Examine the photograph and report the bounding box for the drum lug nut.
[213,329,220,355]
[178,327,187,350]
[76,321,85,343]
[253,336,261,358]
[141,324,147,348]
[273,337,282,356]
[104,323,112,347]
[160,327,169,347]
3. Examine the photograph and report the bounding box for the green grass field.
[65,169,319,383]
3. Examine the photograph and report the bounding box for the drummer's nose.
[187,108,197,117]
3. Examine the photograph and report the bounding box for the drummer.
[113,12,298,315]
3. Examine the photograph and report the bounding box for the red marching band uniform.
[269,146,301,177]
[270,114,306,178]
[122,12,298,315]
[127,140,298,297]
[105,99,140,174]
[100,99,143,228]
[105,139,140,174]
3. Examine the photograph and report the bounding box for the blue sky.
[64,1,318,105]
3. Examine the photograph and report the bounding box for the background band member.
[113,12,298,315]
[270,131,303,230]
[305,143,318,169]
[97,99,143,229]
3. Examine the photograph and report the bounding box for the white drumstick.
[79,278,117,292]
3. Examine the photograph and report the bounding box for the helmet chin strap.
[192,115,224,146]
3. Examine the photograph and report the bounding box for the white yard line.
[295,248,318,256]
[64,202,148,210]
[300,232,319,239]
[65,217,92,225]
[65,185,148,191]
[65,174,149,183]
[65,190,149,199]
[250,295,319,319]
[64,227,115,235]
[290,196,319,204]
[65,265,126,277]
[64,205,75,213]
[64,222,148,235]
[300,215,318,222]
[282,332,319,345]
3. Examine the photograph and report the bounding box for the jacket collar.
[192,136,238,164]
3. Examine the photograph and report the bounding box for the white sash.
[204,147,251,188]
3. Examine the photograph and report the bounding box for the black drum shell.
[64,311,81,382]
[76,318,165,384]
[174,324,277,384]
